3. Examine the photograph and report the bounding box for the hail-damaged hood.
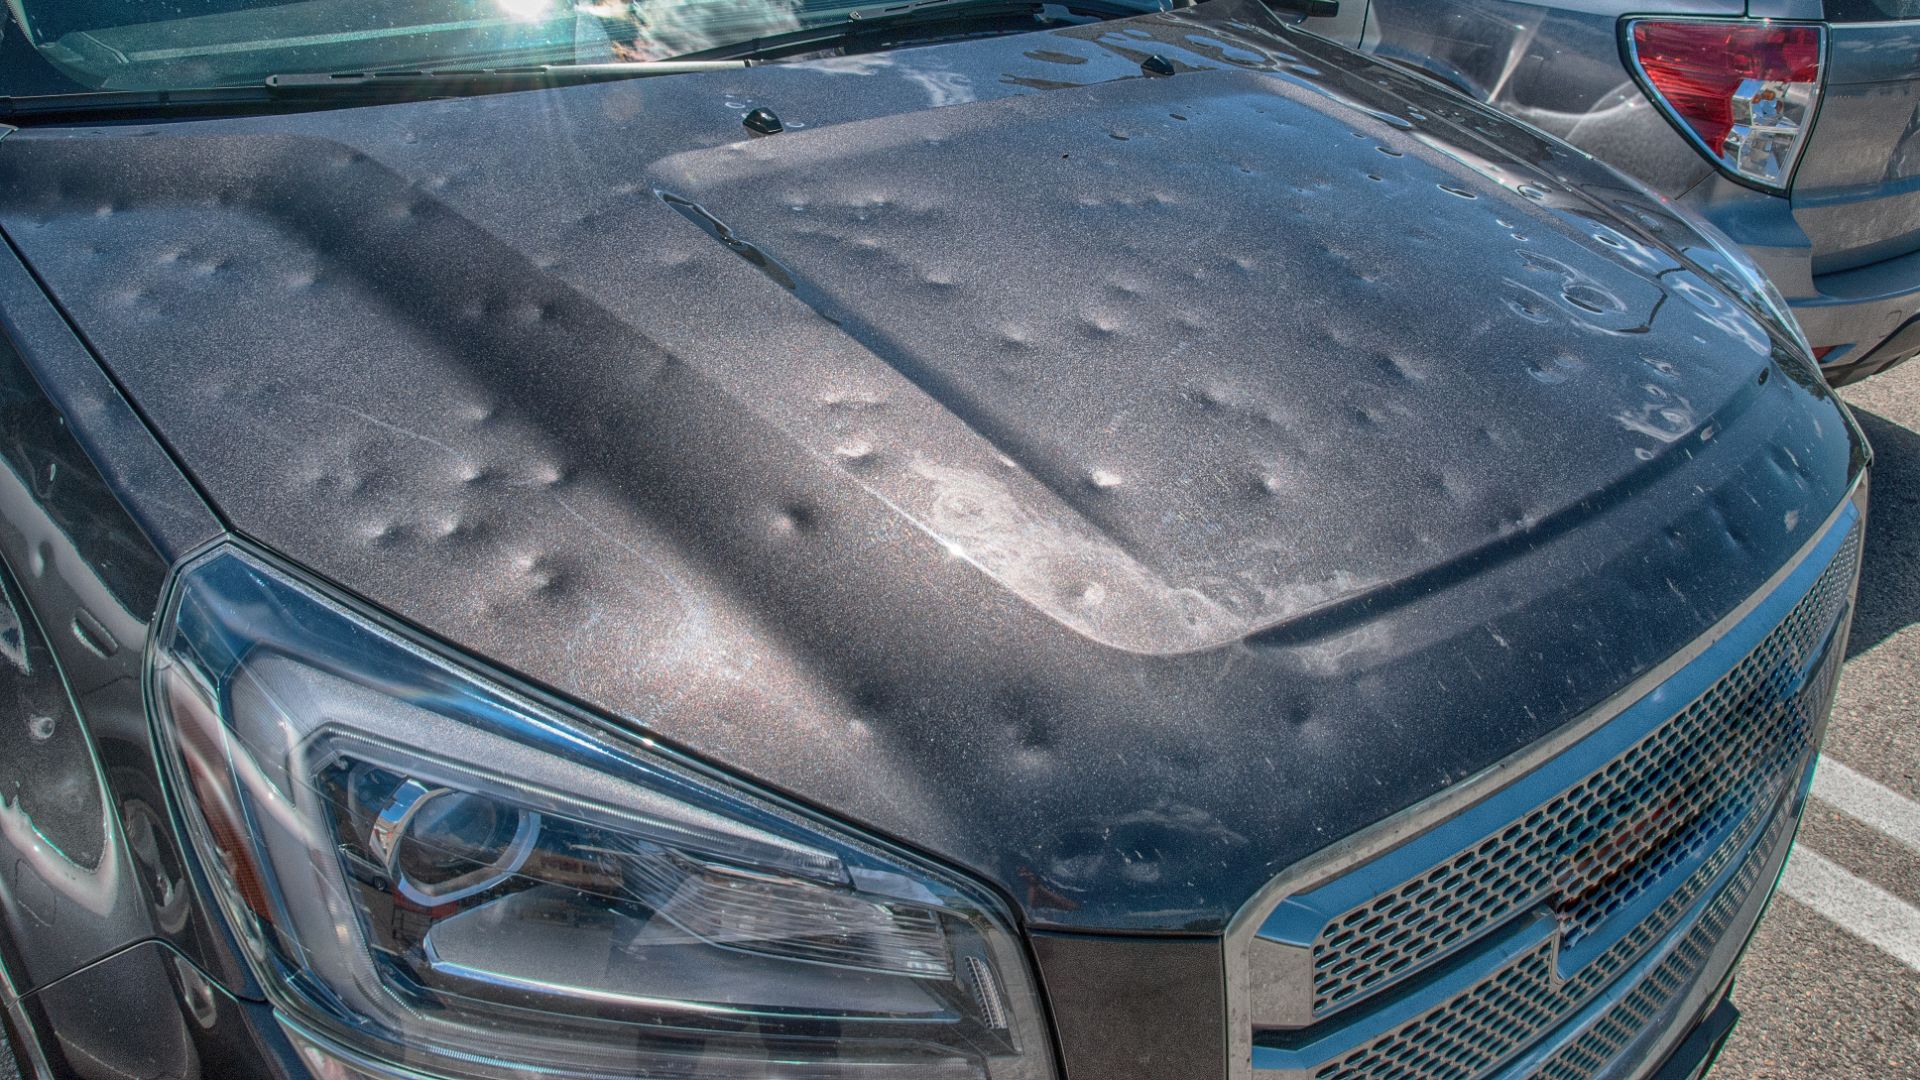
[0,0,1862,931]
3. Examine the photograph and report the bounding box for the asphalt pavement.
[2,365,1917,1079]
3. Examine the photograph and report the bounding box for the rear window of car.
[1824,0,1920,21]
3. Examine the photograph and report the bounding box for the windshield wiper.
[0,85,275,122]
[0,0,1153,125]
[682,0,1169,61]
[265,61,749,97]
[0,61,750,123]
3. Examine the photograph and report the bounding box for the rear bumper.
[1793,254,1920,385]
[1679,176,1920,386]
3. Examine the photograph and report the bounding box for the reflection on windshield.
[3,0,1150,95]
[7,0,797,91]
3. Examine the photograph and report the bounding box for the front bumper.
[0,877,1764,1080]
[1651,994,1738,1080]
[3,502,1866,1080]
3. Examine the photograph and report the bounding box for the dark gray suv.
[1307,0,1920,384]
[0,1,1872,1079]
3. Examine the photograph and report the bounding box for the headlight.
[151,545,1055,1080]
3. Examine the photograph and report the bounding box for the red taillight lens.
[1628,20,1824,189]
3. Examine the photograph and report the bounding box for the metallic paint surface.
[1789,21,1920,277]
[0,236,244,1010]
[0,0,1863,947]
[11,941,299,1080]
[1360,0,1725,196]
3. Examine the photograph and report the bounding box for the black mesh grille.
[1312,522,1859,1019]
[1312,788,1798,1080]
[1295,520,1859,1080]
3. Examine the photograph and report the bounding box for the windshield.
[0,0,1161,97]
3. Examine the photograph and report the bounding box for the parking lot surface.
[3,363,1918,1079]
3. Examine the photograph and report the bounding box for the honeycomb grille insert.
[1310,788,1797,1080]
[1534,805,1782,1080]
[1311,521,1860,1020]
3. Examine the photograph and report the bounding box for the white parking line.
[1778,846,1920,973]
[1811,757,1920,855]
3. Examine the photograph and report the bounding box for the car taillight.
[1626,19,1825,190]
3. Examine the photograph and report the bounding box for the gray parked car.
[1299,0,1920,384]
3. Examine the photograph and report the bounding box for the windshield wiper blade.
[0,85,275,121]
[682,0,1165,60]
[265,61,748,97]
[0,61,750,122]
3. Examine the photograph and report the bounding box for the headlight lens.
[152,545,1054,1080]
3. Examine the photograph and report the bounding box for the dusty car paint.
[0,1,1864,953]
[0,242,261,1076]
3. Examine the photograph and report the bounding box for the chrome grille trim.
[1225,479,1866,1080]
[1305,515,1858,1018]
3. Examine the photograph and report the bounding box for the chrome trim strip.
[1223,477,1866,1080]
[1250,915,1558,1070]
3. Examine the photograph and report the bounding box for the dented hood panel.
[0,1,1862,930]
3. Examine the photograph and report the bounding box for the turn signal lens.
[1627,20,1824,190]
